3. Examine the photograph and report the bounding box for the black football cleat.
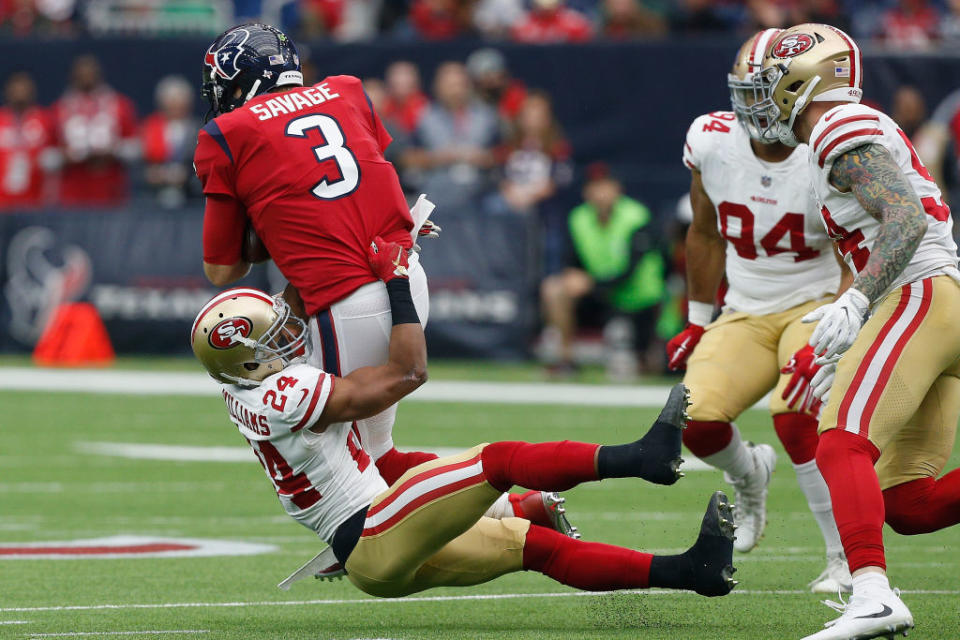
[635,383,689,485]
[687,490,738,597]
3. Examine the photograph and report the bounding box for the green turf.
[1,387,958,639]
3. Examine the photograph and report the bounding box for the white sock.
[793,460,844,557]
[852,571,890,595]
[483,493,513,519]
[702,423,755,478]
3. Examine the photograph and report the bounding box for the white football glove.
[810,355,840,405]
[802,289,870,359]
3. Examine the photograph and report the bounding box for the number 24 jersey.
[220,363,387,543]
[683,111,841,315]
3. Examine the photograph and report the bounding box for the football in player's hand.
[242,223,271,264]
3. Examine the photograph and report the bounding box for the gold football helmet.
[751,23,863,146]
[728,28,782,142]
[190,287,308,387]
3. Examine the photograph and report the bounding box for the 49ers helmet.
[190,288,308,387]
[728,28,782,142]
[201,23,302,120]
[751,23,863,146]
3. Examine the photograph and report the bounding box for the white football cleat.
[809,552,853,594]
[277,545,344,590]
[801,588,914,639]
[724,442,776,553]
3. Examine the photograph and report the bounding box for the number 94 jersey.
[220,363,388,543]
[683,111,841,315]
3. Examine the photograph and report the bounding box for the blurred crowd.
[5,0,960,50]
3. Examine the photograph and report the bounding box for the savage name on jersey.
[221,363,387,542]
[810,103,960,296]
[683,110,840,315]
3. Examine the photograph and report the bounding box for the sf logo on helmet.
[209,317,253,349]
[773,33,815,58]
[204,27,251,80]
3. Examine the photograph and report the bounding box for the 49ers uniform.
[682,110,841,421]
[221,363,385,542]
[811,103,960,490]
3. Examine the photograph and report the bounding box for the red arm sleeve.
[203,193,246,265]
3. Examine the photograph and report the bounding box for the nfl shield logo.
[761,175,772,187]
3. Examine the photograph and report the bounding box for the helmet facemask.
[749,62,815,148]
[227,296,309,386]
[729,71,779,144]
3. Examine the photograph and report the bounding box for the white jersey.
[809,103,959,299]
[221,363,387,543]
[683,111,841,315]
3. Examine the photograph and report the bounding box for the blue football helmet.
[201,23,303,119]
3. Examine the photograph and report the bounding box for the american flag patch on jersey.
[835,66,850,78]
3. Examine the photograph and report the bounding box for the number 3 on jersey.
[286,114,360,200]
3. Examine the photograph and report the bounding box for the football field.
[2,360,958,639]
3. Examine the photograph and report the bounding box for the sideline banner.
[0,209,536,358]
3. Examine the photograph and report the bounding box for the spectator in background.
[669,0,732,34]
[494,90,573,269]
[51,55,138,207]
[511,0,594,43]
[141,75,198,209]
[363,77,412,169]
[0,0,76,36]
[0,72,54,209]
[402,61,499,209]
[540,168,665,375]
[409,0,472,39]
[466,48,527,125]
[383,61,429,134]
[473,0,526,39]
[879,0,939,50]
[602,0,666,39]
[941,0,960,44]
[891,85,927,140]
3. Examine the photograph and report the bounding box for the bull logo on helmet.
[203,27,251,80]
[209,316,253,349]
[772,33,815,59]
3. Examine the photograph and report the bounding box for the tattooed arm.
[828,143,928,302]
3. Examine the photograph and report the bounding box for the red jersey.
[0,106,53,209]
[52,87,138,206]
[195,75,413,315]
[511,8,594,43]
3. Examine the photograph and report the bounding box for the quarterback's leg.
[880,371,960,534]
[772,305,849,593]
[682,311,779,552]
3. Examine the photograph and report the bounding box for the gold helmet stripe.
[190,287,275,343]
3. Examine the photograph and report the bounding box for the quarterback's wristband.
[386,279,420,326]
[687,300,714,327]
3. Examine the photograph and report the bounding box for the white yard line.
[29,632,208,638]
[0,620,31,625]
[0,367,770,410]
[4,589,958,614]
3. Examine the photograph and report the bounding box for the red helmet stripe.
[750,28,782,69]
[826,25,860,89]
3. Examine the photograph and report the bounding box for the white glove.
[802,289,870,359]
[810,355,840,405]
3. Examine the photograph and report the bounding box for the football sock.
[523,524,651,590]
[374,447,439,486]
[772,412,819,465]
[597,417,683,485]
[883,471,960,534]
[694,422,755,479]
[852,571,891,596]
[682,420,733,457]
[815,429,886,573]
[483,493,515,520]
[481,441,599,493]
[793,459,844,557]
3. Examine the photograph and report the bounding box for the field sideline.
[1,360,957,639]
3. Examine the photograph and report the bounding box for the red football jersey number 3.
[286,114,360,200]
[717,202,820,262]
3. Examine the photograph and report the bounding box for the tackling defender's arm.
[685,169,726,308]
[310,239,427,432]
[828,143,928,303]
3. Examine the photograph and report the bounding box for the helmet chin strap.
[245,79,262,104]
[779,76,821,147]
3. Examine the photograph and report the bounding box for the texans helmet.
[201,23,303,120]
